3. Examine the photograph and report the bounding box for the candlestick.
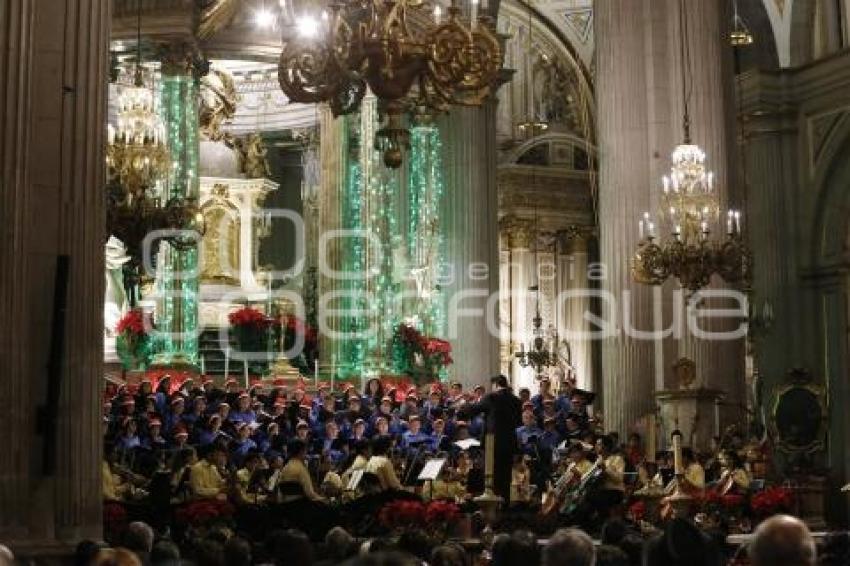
[244,361,249,388]
[672,433,683,475]
[484,432,495,488]
[224,351,229,380]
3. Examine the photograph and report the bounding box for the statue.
[236,133,271,178]
[105,236,131,337]
[199,68,238,144]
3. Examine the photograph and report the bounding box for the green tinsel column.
[406,114,448,337]
[153,56,200,367]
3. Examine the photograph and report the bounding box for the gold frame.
[769,369,828,455]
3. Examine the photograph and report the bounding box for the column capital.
[499,215,535,249]
[556,225,594,254]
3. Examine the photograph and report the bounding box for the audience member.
[542,528,596,566]
[749,514,816,566]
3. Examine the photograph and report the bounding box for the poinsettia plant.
[389,323,453,385]
[377,500,461,539]
[115,308,154,370]
[750,486,794,519]
[228,306,274,358]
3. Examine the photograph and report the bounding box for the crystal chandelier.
[730,0,754,47]
[275,0,503,168]
[631,0,750,292]
[515,290,559,376]
[107,74,171,198]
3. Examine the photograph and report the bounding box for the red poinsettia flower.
[116,308,148,337]
[228,306,271,329]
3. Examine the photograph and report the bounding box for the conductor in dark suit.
[462,375,523,503]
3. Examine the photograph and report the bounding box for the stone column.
[501,217,536,391]
[0,0,109,550]
[596,0,658,434]
[316,105,348,372]
[596,0,743,434]
[439,103,501,387]
[558,230,594,392]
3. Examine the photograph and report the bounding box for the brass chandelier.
[275,0,504,167]
[515,290,559,376]
[631,0,750,292]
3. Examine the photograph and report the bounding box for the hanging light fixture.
[275,0,504,168]
[631,0,751,292]
[106,0,170,197]
[730,0,754,47]
[514,209,558,376]
[106,1,205,300]
[516,2,548,140]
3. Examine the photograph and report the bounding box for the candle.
[646,415,657,462]
[639,219,645,240]
[672,433,683,475]
[734,211,741,233]
[434,4,442,24]
[200,354,205,375]
[648,222,655,238]
[662,175,670,193]
[244,361,249,387]
[470,0,478,29]
[485,432,495,488]
[331,354,336,391]
[314,358,319,388]
[224,351,230,380]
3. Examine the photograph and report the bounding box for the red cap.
[296,419,309,429]
[121,398,136,406]
[381,396,393,404]
[149,418,162,427]
[170,396,185,405]
[225,377,238,386]
[522,401,534,409]
[174,425,188,437]
[273,399,286,408]
[238,391,250,399]
[202,376,214,385]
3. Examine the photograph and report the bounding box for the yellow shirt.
[600,454,626,492]
[365,455,404,491]
[190,460,225,499]
[279,458,324,502]
[103,461,123,501]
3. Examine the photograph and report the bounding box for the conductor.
[461,375,523,503]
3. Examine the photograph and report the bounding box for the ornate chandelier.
[631,0,750,292]
[106,73,171,198]
[515,292,559,376]
[276,0,504,168]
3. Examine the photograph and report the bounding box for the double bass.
[541,459,604,518]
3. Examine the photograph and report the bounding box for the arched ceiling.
[529,0,796,69]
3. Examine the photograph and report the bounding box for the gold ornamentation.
[198,0,244,40]
[672,357,697,389]
[769,368,827,456]
[200,187,240,284]
[200,68,238,144]
[235,133,271,179]
[277,0,503,168]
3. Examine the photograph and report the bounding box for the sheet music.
[418,459,446,481]
[453,438,481,450]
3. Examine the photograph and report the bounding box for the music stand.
[418,458,447,500]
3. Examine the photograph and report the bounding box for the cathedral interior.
[2,0,850,562]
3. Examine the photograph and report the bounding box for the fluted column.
[0,0,109,548]
[439,103,501,387]
[316,105,348,371]
[502,219,536,391]
[558,230,594,392]
[597,0,743,434]
[596,0,658,434]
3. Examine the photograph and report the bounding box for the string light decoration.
[275,0,504,168]
[406,113,448,337]
[151,73,203,366]
[631,0,751,292]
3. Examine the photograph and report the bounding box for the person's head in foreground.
[542,528,596,566]
[749,514,816,566]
